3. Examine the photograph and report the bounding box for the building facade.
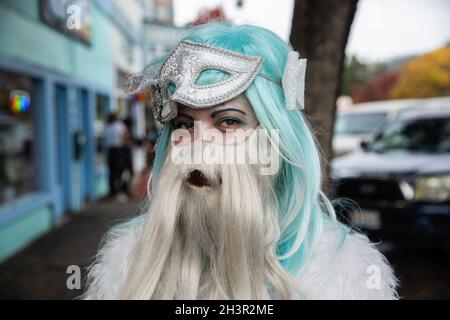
[0,0,149,262]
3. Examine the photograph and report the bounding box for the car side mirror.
[360,139,371,151]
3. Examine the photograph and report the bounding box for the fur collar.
[83,218,398,300]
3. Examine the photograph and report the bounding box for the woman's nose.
[193,121,221,143]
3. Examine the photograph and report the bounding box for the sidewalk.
[0,198,144,299]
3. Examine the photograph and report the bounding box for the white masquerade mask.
[125,39,307,122]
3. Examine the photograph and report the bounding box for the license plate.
[350,209,381,230]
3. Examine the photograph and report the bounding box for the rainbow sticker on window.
[9,90,30,113]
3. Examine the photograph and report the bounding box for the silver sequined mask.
[125,40,266,122]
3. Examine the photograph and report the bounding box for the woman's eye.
[218,118,244,128]
[174,121,193,129]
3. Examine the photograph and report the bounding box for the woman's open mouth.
[186,169,211,188]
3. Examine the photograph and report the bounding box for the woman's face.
[171,94,259,144]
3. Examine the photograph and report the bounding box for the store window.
[0,70,36,205]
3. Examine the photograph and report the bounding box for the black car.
[332,106,450,241]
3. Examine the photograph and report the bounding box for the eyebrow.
[211,108,247,118]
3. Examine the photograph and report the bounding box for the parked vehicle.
[333,99,428,158]
[332,102,450,240]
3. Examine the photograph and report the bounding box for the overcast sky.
[173,0,450,62]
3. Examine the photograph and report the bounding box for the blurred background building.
[0,0,173,263]
[143,0,187,63]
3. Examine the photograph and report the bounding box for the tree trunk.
[290,0,358,195]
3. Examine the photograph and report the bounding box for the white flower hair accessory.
[282,51,307,110]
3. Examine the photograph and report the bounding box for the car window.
[334,112,387,135]
[371,116,450,153]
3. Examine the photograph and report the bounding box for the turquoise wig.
[150,23,346,277]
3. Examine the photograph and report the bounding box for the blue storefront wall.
[0,0,117,262]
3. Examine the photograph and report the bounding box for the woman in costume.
[84,23,398,300]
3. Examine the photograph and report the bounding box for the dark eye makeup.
[172,101,256,132]
[216,116,247,128]
[173,113,194,129]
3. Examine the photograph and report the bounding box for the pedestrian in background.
[122,117,134,198]
[105,112,127,202]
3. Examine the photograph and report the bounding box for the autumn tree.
[341,55,387,97]
[390,45,450,99]
[350,70,399,103]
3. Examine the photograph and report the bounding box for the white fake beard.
[119,137,299,299]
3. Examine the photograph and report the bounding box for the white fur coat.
[83,218,398,300]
